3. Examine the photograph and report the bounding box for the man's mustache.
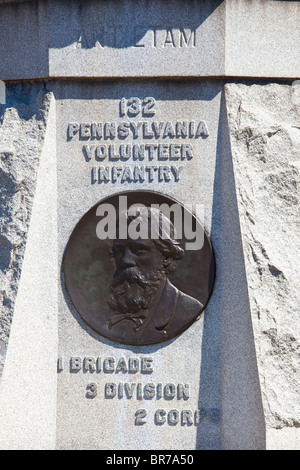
[108,266,166,315]
[111,267,146,288]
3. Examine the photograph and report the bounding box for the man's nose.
[120,248,136,267]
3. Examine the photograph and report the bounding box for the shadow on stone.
[50,0,223,50]
[196,87,266,450]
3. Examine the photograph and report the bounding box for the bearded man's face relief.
[108,238,166,316]
[64,194,213,346]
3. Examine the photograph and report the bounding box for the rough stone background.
[0,85,52,374]
[225,82,300,446]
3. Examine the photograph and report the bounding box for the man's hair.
[115,206,184,274]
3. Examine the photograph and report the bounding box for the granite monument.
[0,0,299,451]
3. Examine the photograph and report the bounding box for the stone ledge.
[0,0,299,80]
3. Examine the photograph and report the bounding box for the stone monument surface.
[0,0,299,451]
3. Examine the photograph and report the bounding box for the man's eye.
[132,248,147,255]
[113,246,124,255]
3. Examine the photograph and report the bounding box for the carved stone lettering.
[66,98,209,186]
[105,383,116,398]
[102,382,189,400]
[68,120,209,140]
[66,356,154,373]
[154,409,221,426]
[76,25,197,49]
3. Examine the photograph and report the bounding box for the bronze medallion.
[63,191,215,345]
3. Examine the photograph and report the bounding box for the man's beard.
[107,266,165,315]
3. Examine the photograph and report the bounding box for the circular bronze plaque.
[63,190,215,345]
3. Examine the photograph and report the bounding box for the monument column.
[0,0,299,451]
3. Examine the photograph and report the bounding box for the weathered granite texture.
[0,86,53,374]
[225,82,300,449]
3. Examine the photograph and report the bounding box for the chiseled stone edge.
[0,86,53,377]
[0,90,58,449]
